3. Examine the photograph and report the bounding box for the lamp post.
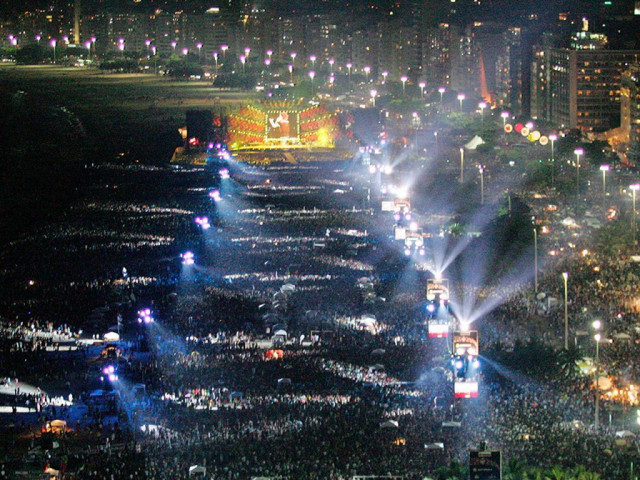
[309,54,316,69]
[382,71,388,84]
[479,101,487,124]
[479,166,485,205]
[600,164,609,199]
[266,49,273,62]
[419,81,426,99]
[182,47,188,57]
[290,51,297,67]
[439,87,445,107]
[35,34,41,45]
[240,55,246,73]
[574,148,584,201]
[501,111,509,129]
[171,41,177,55]
[346,62,352,85]
[220,44,228,61]
[364,65,371,82]
[197,42,203,61]
[631,183,640,238]
[145,39,151,56]
[459,148,464,183]
[288,64,293,83]
[213,51,218,73]
[370,89,377,107]
[549,134,557,185]
[401,75,408,96]
[118,42,125,57]
[593,319,602,428]
[457,93,465,111]
[50,38,57,63]
[151,45,157,74]
[309,70,315,94]
[533,223,538,292]
[328,58,334,74]
[563,272,569,350]
[85,40,91,58]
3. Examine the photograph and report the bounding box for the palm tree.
[505,457,526,480]
[544,466,568,480]
[557,344,584,381]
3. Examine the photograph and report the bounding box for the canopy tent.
[616,430,636,438]
[425,442,445,450]
[358,315,377,326]
[464,135,485,150]
[442,421,461,428]
[380,420,399,428]
[273,329,287,336]
[103,332,120,342]
[372,348,386,356]
[277,378,292,386]
[189,465,207,476]
[281,283,296,293]
[613,332,632,340]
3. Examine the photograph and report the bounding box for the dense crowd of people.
[1,158,640,480]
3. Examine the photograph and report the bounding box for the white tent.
[442,421,461,428]
[281,283,296,293]
[614,333,632,340]
[277,378,292,386]
[359,315,377,326]
[425,442,445,450]
[273,329,287,337]
[103,332,120,342]
[189,465,207,476]
[464,136,485,150]
[372,348,386,356]
[380,420,399,428]
[616,430,636,438]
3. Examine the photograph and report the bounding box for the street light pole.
[600,164,609,201]
[549,134,557,186]
[401,76,407,97]
[563,272,569,349]
[574,148,584,202]
[457,93,465,111]
[459,148,464,183]
[593,320,601,428]
[479,166,485,205]
[631,184,640,241]
[479,101,487,124]
[533,226,538,292]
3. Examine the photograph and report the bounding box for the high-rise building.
[536,25,640,131]
[620,63,640,162]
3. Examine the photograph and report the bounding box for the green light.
[604,1,612,4]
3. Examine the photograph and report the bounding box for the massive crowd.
[1,158,640,480]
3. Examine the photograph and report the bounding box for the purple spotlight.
[182,251,195,265]
[219,168,230,179]
[427,303,436,313]
[108,374,118,382]
[209,190,221,202]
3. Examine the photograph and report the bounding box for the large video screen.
[453,330,478,356]
[266,111,299,140]
[454,380,478,398]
